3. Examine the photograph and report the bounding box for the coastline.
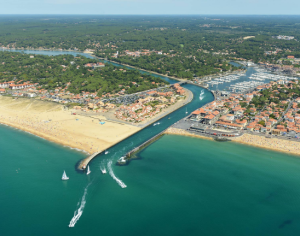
[0,96,141,155]
[165,127,300,157]
[231,133,300,156]
[0,86,193,158]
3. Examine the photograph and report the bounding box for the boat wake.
[68,183,91,227]
[108,161,127,188]
[100,162,107,174]
[199,90,205,100]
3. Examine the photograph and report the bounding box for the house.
[203,114,217,125]
[191,110,201,119]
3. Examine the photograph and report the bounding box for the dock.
[78,151,102,170]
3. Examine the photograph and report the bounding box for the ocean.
[1,125,300,235]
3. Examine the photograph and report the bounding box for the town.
[183,79,300,139]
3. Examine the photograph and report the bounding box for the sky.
[1,0,300,15]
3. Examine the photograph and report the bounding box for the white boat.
[62,170,69,180]
[86,165,91,175]
[185,108,188,114]
[105,151,109,155]
[101,167,107,174]
[153,122,160,126]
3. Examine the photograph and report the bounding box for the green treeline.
[1,15,300,80]
[0,51,168,96]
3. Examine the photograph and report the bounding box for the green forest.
[0,51,167,96]
[0,15,300,79]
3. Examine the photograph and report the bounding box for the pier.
[78,151,102,170]
[119,128,169,164]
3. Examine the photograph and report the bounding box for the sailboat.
[62,170,69,180]
[86,165,91,175]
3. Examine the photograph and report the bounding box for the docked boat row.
[206,66,299,93]
[207,73,246,85]
[248,72,296,82]
[229,81,265,93]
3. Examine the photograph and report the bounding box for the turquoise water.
[1,48,300,235]
[2,126,300,235]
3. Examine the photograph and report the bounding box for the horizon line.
[1,14,300,16]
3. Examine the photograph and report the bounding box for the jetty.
[78,151,102,170]
[118,128,169,165]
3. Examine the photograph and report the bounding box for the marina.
[206,65,299,93]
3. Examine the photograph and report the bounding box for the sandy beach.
[166,127,300,156]
[165,127,214,141]
[0,96,140,154]
[231,133,300,156]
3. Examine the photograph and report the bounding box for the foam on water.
[68,183,91,227]
[199,90,205,100]
[108,161,127,188]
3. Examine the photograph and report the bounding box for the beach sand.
[165,127,214,141]
[0,96,140,154]
[166,127,300,156]
[231,133,300,156]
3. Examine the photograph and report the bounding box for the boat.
[105,151,109,155]
[117,156,127,165]
[86,165,91,175]
[62,170,69,180]
[101,167,107,174]
[185,108,188,114]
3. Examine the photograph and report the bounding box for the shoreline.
[0,97,141,155]
[0,87,193,160]
[230,133,300,157]
[0,119,92,154]
[76,88,194,168]
[165,127,300,157]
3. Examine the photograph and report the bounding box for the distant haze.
[1,0,300,15]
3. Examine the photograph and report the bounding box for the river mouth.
[3,48,300,236]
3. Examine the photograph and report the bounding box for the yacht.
[62,170,69,180]
[105,151,109,155]
[86,165,91,175]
